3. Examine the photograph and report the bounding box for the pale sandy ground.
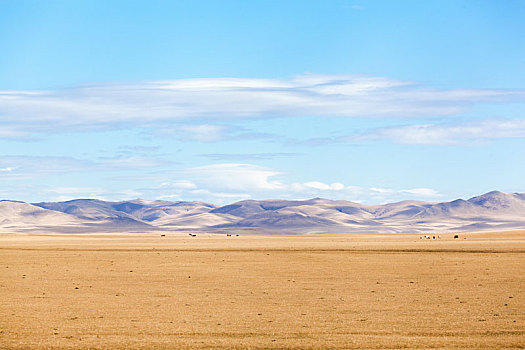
[0,230,524,349]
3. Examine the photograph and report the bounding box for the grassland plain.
[0,231,524,349]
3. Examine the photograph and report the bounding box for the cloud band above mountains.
[2,74,524,137]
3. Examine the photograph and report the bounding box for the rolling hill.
[0,191,524,233]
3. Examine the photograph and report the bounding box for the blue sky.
[1,0,525,204]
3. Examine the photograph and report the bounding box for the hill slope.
[0,191,524,233]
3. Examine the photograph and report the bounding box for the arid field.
[0,231,524,349]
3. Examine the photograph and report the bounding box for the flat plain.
[0,230,524,349]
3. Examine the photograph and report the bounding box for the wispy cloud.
[399,188,441,197]
[300,181,346,191]
[355,118,525,145]
[200,152,300,161]
[0,126,32,139]
[97,155,171,168]
[0,156,94,180]
[140,163,443,204]
[0,182,142,202]
[368,187,443,201]
[153,124,231,142]
[39,186,141,202]
[0,154,171,180]
[2,74,524,138]
[116,145,161,157]
[0,158,444,204]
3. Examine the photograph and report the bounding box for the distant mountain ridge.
[0,191,524,233]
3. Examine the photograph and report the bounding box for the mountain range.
[1,191,524,234]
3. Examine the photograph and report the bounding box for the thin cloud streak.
[0,155,172,180]
[355,118,525,145]
[1,74,524,137]
[200,152,300,161]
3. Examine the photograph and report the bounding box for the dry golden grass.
[0,231,524,349]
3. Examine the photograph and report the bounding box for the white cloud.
[156,124,229,142]
[1,74,524,137]
[0,126,31,139]
[159,180,197,190]
[98,156,168,168]
[182,164,286,192]
[370,187,395,194]
[0,156,94,180]
[370,187,442,199]
[39,186,135,202]
[189,189,252,200]
[0,183,142,203]
[145,163,443,204]
[180,124,227,142]
[302,181,345,191]
[200,152,300,160]
[0,158,444,204]
[357,118,525,145]
[399,188,441,197]
[0,154,170,180]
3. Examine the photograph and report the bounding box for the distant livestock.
[421,234,443,240]
[454,235,459,239]
[188,233,196,237]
